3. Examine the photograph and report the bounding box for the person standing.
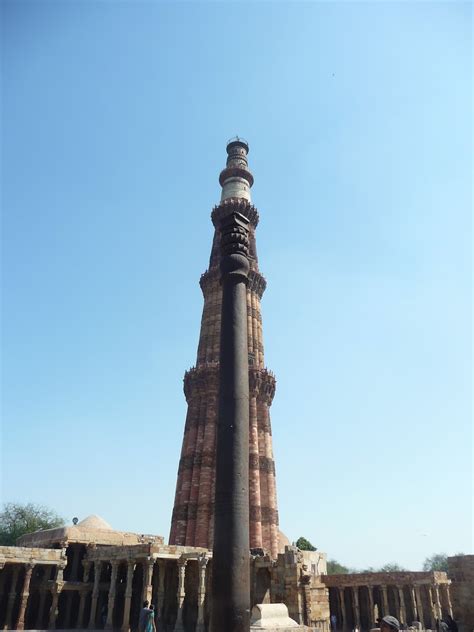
[145,605,157,632]
[139,601,152,632]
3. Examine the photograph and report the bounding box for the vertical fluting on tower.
[169,139,279,559]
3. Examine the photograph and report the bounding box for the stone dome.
[77,515,113,531]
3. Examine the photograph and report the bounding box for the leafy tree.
[379,563,407,572]
[423,553,449,573]
[296,536,317,551]
[0,502,65,545]
[327,559,350,574]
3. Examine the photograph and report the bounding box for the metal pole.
[211,210,251,632]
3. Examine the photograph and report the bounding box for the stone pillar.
[414,585,424,627]
[64,593,74,629]
[121,561,135,632]
[174,559,188,632]
[427,585,437,629]
[351,586,360,628]
[0,564,7,613]
[36,584,49,629]
[338,587,346,631]
[397,585,407,625]
[105,561,119,629]
[409,585,418,622]
[48,564,65,630]
[77,561,92,629]
[4,565,20,630]
[142,557,154,605]
[367,586,375,627]
[442,584,453,618]
[211,210,251,632]
[16,563,34,630]
[88,561,102,629]
[64,546,78,629]
[380,585,389,617]
[196,555,209,632]
[156,561,166,618]
[433,584,442,621]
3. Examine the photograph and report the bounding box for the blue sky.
[1,1,472,570]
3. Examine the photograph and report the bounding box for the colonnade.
[1,562,34,630]
[0,553,211,631]
[0,561,66,631]
[84,553,209,632]
[332,582,453,631]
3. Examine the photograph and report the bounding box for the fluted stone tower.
[169,139,279,559]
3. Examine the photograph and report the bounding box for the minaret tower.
[169,139,279,559]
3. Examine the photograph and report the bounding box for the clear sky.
[1,1,472,571]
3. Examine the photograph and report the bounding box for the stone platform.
[250,603,301,629]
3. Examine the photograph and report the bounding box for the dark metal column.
[211,211,251,632]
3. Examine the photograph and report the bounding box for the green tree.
[422,554,449,573]
[327,559,350,574]
[379,563,407,572]
[296,536,317,551]
[0,502,65,545]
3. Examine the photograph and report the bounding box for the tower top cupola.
[219,137,254,202]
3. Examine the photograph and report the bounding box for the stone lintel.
[322,570,449,587]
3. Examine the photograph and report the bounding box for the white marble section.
[221,176,251,202]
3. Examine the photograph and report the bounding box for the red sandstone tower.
[169,139,279,559]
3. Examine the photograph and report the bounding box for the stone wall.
[448,555,474,632]
[0,546,65,566]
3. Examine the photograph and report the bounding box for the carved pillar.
[77,561,92,629]
[380,585,389,617]
[4,565,20,630]
[442,584,453,618]
[409,585,418,622]
[397,585,406,625]
[36,583,49,629]
[174,559,188,632]
[88,561,102,629]
[351,586,360,628]
[141,558,154,605]
[196,555,209,632]
[338,587,346,631]
[61,549,80,628]
[156,561,166,618]
[433,584,442,621]
[0,564,7,616]
[367,586,375,627]
[427,585,437,629]
[414,585,424,627]
[121,561,135,632]
[48,564,65,630]
[64,593,75,629]
[105,561,119,629]
[16,563,34,630]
